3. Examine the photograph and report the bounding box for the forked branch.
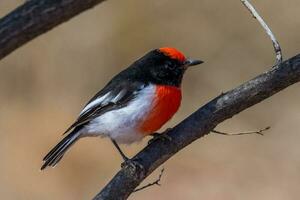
[133,168,164,193]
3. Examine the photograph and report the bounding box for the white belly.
[84,85,156,144]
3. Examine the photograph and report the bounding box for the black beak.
[184,59,204,68]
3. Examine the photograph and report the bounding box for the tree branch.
[0,0,107,60]
[93,54,300,200]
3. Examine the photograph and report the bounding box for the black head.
[130,47,203,87]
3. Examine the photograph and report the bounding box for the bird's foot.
[148,129,172,145]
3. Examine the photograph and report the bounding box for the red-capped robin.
[41,47,203,170]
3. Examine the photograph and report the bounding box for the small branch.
[241,0,283,65]
[133,168,164,193]
[212,126,270,136]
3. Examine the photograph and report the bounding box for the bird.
[41,47,203,170]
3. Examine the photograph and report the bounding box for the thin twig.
[212,126,270,136]
[133,168,164,193]
[240,0,283,65]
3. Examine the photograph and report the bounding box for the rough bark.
[0,0,107,60]
[94,54,300,200]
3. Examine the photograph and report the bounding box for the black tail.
[41,130,80,170]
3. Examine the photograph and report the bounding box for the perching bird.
[41,47,203,170]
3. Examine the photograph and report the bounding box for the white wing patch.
[79,88,130,116]
[111,89,127,103]
[80,92,111,115]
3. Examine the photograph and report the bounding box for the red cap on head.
[158,47,186,63]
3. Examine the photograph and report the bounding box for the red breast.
[139,85,182,134]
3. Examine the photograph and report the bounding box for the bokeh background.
[0,0,299,199]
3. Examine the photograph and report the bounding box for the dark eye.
[165,60,176,70]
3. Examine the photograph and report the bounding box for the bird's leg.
[111,139,129,161]
[110,139,143,171]
[148,128,172,145]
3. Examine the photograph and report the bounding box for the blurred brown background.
[0,0,299,199]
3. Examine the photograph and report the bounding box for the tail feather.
[41,130,80,170]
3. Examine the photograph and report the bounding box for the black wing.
[63,81,145,134]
